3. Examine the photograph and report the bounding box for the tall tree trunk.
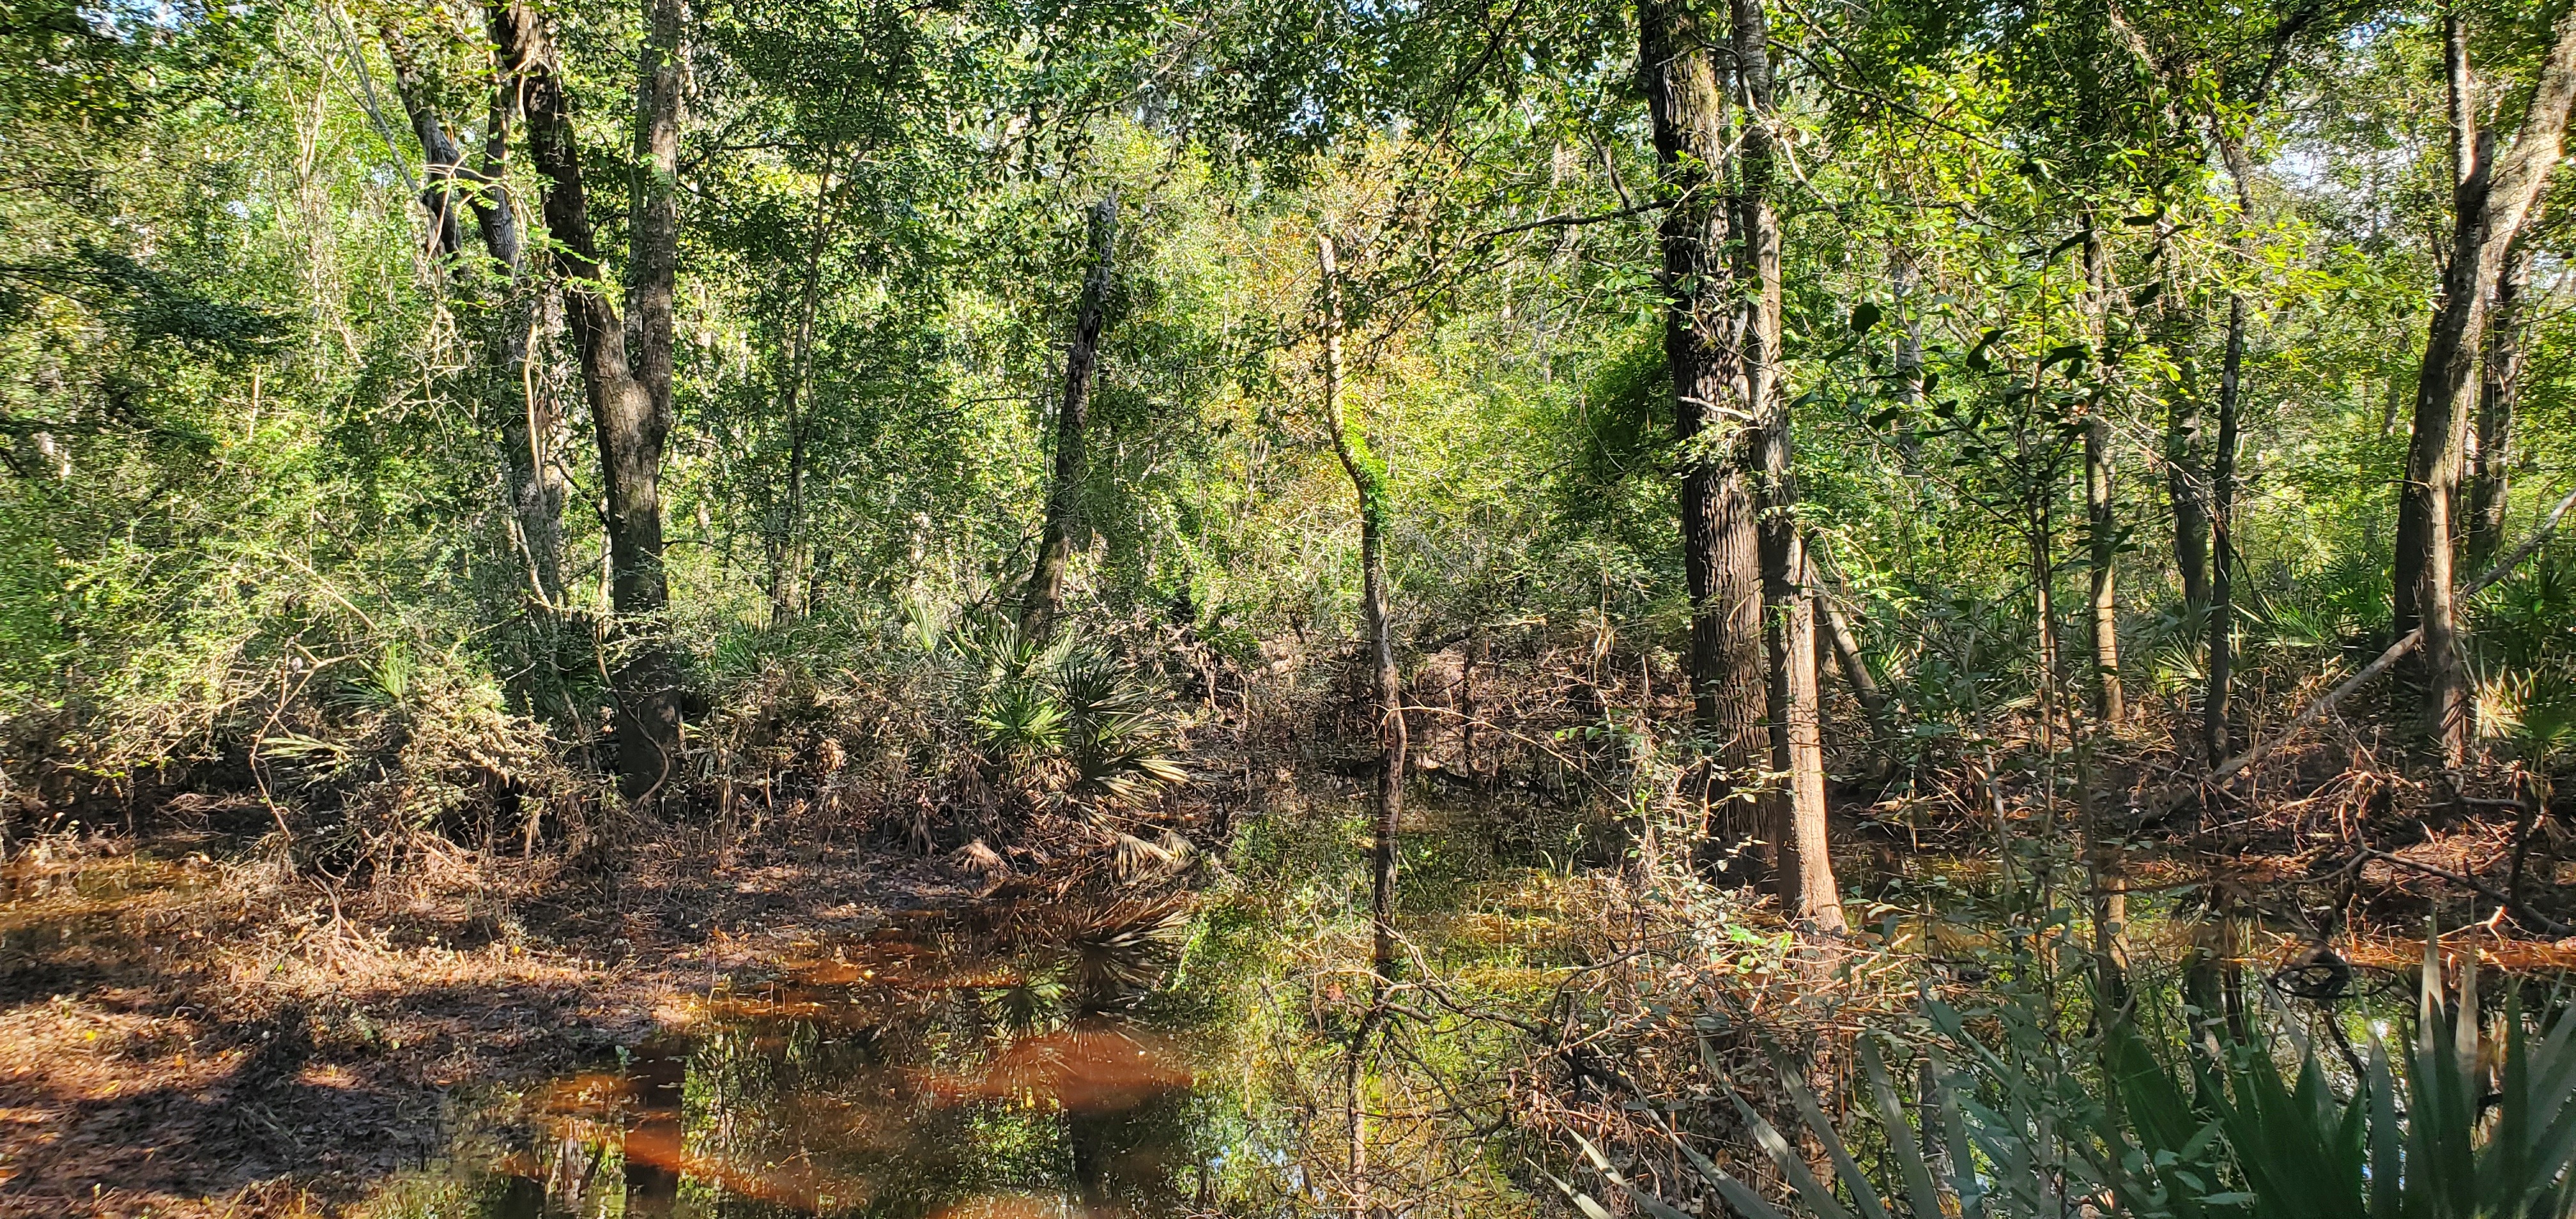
[1321,233,1399,1219]
[2204,287,2244,765]
[2204,142,2255,766]
[1890,250,1928,473]
[1733,0,1841,934]
[1023,196,1118,638]
[382,28,562,611]
[2080,229,2124,724]
[491,0,684,797]
[1638,0,1765,870]
[2394,5,2576,765]
[770,158,839,625]
[479,78,564,614]
[2465,222,2538,571]
[1319,234,1404,973]
[2153,219,2210,617]
[2029,498,2062,749]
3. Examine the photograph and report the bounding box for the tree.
[1731,0,1842,933]
[1023,196,1119,638]
[2391,3,2576,764]
[378,18,565,614]
[1317,232,1404,975]
[1637,0,1767,860]
[489,0,686,797]
[2465,218,2542,571]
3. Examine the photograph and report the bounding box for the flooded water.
[8,797,2568,1218]
[420,901,1269,1218]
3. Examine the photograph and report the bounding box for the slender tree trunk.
[2204,141,2255,766]
[1810,565,1890,748]
[1319,234,1404,973]
[2030,498,2062,751]
[770,158,838,625]
[1638,0,1765,872]
[1890,251,1928,472]
[1817,597,1886,724]
[1023,196,1118,638]
[491,0,684,797]
[1321,233,1399,1219]
[1733,0,1841,934]
[2395,6,2576,765]
[2165,391,2210,615]
[2080,229,2125,724]
[383,28,562,611]
[2154,218,2210,616]
[2466,222,2538,571]
[2086,415,2124,721]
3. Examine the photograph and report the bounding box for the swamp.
[4,0,2576,1213]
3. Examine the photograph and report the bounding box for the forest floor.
[0,829,997,1218]
[3,770,2569,1216]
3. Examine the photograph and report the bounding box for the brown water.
[415,905,1245,1218]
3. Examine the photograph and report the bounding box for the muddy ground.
[0,832,993,1218]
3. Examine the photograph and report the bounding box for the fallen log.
[2136,484,2576,814]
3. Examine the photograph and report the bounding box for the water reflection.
[478,905,1203,1217]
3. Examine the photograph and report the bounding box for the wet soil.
[0,835,994,1218]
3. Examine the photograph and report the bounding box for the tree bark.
[1023,196,1118,638]
[491,0,683,797]
[2153,217,2209,616]
[2165,383,2210,615]
[2204,285,2244,765]
[2086,413,2124,723]
[2080,229,2124,724]
[1733,0,1841,934]
[382,27,562,611]
[2394,4,2576,765]
[1320,234,1404,975]
[2204,140,2255,767]
[1638,0,1765,871]
[2465,220,2538,571]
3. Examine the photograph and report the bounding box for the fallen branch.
[2138,484,2576,812]
[2349,847,2572,937]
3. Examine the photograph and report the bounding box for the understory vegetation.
[4,0,2576,1211]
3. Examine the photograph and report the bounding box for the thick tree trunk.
[1733,0,1841,934]
[2465,224,2537,571]
[491,0,683,797]
[1639,0,1765,870]
[2394,6,2576,765]
[1023,197,1118,638]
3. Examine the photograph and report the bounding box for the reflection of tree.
[510,903,1205,1216]
[1070,1085,1189,1215]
